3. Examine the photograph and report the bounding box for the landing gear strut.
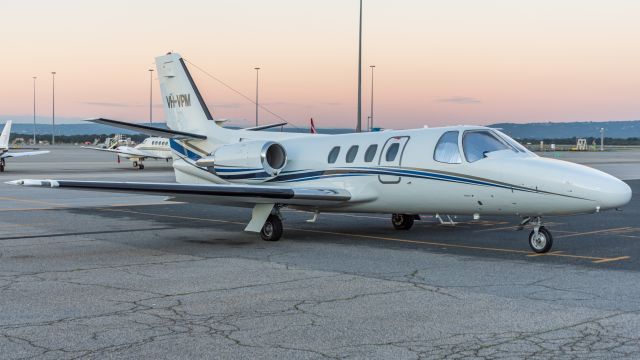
[391,214,415,230]
[521,216,553,253]
[0,158,5,172]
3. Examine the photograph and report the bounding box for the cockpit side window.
[462,130,513,163]
[433,131,461,164]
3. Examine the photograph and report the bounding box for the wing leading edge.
[6,179,351,207]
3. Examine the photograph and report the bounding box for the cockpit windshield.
[492,129,532,154]
[462,130,514,162]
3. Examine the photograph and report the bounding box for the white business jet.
[8,53,632,253]
[0,121,50,172]
[82,137,171,169]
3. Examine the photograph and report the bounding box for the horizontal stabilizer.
[87,118,207,140]
[244,122,288,131]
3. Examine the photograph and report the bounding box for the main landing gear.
[391,214,416,230]
[0,158,5,172]
[261,214,283,241]
[132,160,144,170]
[520,216,553,253]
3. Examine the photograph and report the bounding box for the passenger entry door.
[378,136,410,184]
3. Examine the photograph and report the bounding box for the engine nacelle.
[197,140,288,182]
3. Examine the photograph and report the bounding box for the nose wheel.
[391,214,415,230]
[521,216,553,253]
[0,158,5,172]
[529,226,553,253]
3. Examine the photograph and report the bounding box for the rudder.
[0,120,12,149]
[155,53,214,134]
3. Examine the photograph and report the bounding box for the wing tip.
[5,179,59,187]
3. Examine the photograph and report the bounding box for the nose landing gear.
[0,158,5,172]
[521,216,553,253]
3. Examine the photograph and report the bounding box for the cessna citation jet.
[0,120,49,172]
[8,53,632,253]
[82,137,171,169]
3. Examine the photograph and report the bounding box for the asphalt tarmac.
[1,146,639,359]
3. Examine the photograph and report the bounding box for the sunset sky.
[2,0,639,129]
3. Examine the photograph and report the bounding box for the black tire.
[261,215,283,241]
[392,214,414,230]
[529,226,553,253]
[0,165,4,172]
[132,161,138,168]
[138,164,145,170]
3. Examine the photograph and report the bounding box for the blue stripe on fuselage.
[169,139,202,161]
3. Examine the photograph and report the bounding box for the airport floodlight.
[51,72,56,145]
[149,69,154,124]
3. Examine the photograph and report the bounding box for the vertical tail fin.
[155,53,214,134]
[0,120,12,149]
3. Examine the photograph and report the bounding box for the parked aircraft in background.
[82,137,171,169]
[0,121,50,172]
[9,53,632,253]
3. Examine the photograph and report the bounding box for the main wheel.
[529,226,553,253]
[261,215,283,241]
[0,164,4,172]
[132,161,138,168]
[138,163,145,170]
[392,214,414,230]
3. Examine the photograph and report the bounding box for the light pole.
[369,65,375,131]
[148,69,154,124]
[356,0,363,133]
[32,76,37,145]
[254,67,260,126]
[51,72,56,145]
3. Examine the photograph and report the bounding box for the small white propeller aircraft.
[0,120,50,172]
[8,53,632,253]
[82,137,171,169]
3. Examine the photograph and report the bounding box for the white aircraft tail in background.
[7,52,632,253]
[0,121,50,172]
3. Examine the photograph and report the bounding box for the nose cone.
[597,177,632,210]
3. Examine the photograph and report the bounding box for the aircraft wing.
[81,146,168,160]
[1,150,49,159]
[6,179,351,207]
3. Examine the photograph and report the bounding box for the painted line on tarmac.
[0,196,65,208]
[0,227,174,241]
[527,251,564,257]
[555,227,633,238]
[592,256,630,264]
[99,208,627,264]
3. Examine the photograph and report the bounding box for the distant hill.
[489,120,640,139]
[5,120,640,139]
